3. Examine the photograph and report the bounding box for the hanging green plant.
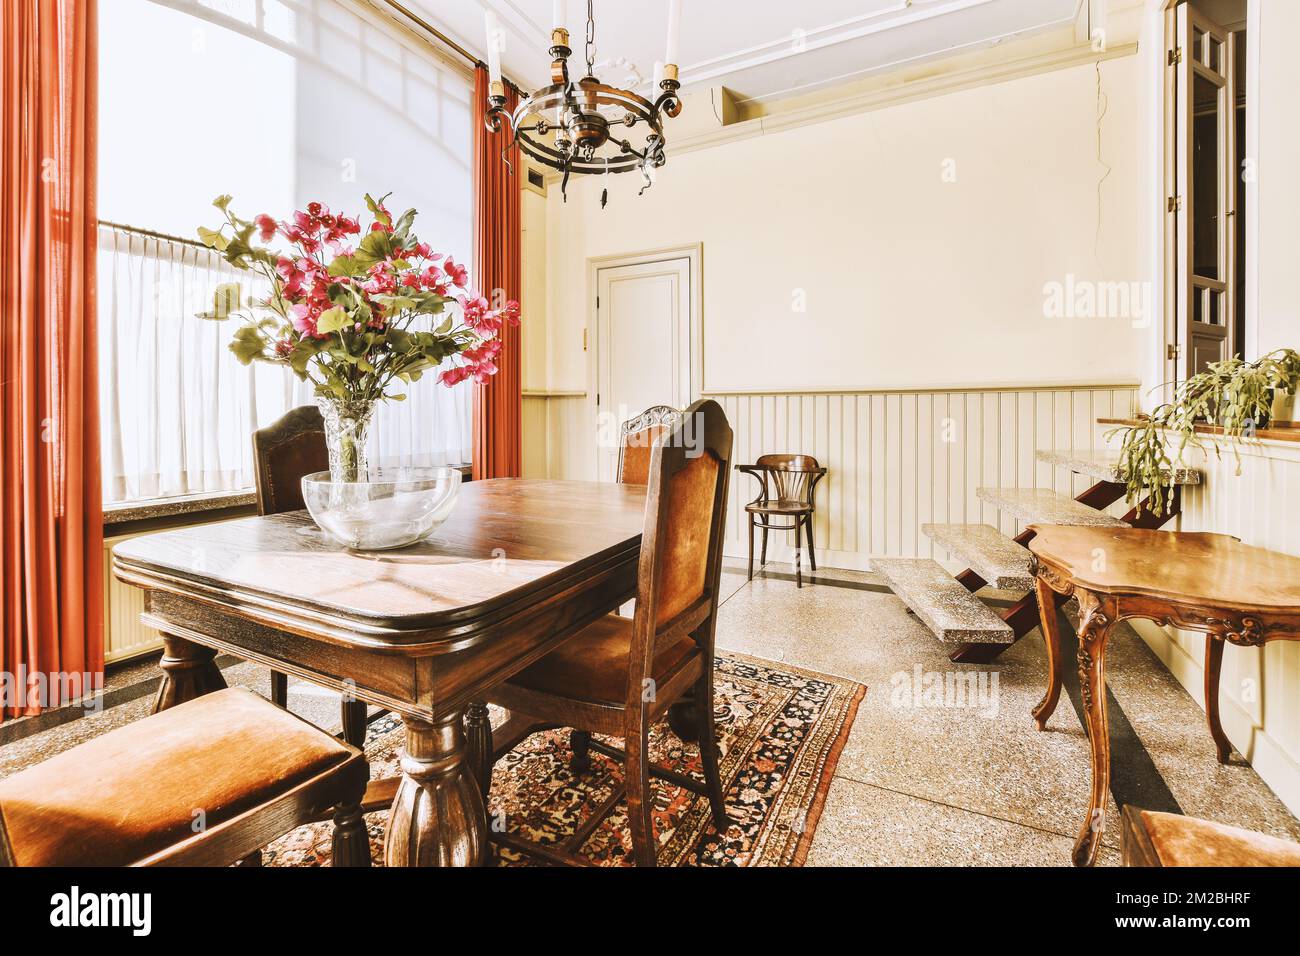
[1108,349,1300,517]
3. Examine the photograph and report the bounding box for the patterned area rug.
[265,652,864,867]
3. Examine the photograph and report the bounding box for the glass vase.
[316,395,376,483]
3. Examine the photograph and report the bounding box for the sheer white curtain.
[98,0,475,503]
[97,223,475,503]
[98,225,291,502]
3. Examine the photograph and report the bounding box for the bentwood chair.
[0,688,369,867]
[1121,806,1300,867]
[252,404,379,748]
[617,404,681,485]
[737,454,827,587]
[486,399,734,866]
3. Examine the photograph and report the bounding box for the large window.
[98,0,474,503]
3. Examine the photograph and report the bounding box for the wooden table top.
[1028,525,1300,612]
[113,479,647,636]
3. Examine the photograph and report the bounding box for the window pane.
[99,0,476,502]
[1192,73,1221,280]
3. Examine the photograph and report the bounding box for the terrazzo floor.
[3,558,1297,867]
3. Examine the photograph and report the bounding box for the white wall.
[543,53,1149,396]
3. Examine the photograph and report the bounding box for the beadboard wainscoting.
[525,384,1140,570]
[1111,433,1300,817]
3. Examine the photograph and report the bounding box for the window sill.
[103,489,257,525]
[102,464,473,534]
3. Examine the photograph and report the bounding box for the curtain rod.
[380,0,524,94]
[98,219,211,251]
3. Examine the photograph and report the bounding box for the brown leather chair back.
[617,405,682,485]
[252,405,329,515]
[626,399,732,709]
[752,453,824,505]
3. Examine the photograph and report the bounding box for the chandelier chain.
[585,0,596,76]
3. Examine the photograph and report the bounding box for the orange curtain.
[471,66,522,480]
[0,0,103,719]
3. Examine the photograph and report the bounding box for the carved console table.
[1027,525,1300,867]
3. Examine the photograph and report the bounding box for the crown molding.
[675,40,1138,156]
[539,39,1137,185]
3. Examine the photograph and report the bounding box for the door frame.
[585,243,703,459]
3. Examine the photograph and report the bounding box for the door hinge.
[1167,195,1182,213]
[1167,343,1182,360]
[1168,46,1182,65]
[582,328,587,351]
[596,392,600,405]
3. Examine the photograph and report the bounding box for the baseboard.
[1127,620,1300,819]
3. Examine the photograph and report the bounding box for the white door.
[595,255,693,482]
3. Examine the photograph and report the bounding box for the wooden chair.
[617,404,681,485]
[737,454,826,587]
[0,687,369,866]
[485,399,734,866]
[1121,806,1300,867]
[252,404,376,748]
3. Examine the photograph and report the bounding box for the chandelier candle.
[484,0,683,202]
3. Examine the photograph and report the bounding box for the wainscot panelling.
[532,384,1139,569]
[1114,433,1300,817]
[713,385,1138,571]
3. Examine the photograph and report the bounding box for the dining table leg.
[152,633,227,713]
[1071,590,1117,867]
[385,708,487,867]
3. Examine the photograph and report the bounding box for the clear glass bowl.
[301,466,461,551]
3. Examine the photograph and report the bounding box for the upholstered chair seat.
[1127,808,1300,867]
[506,615,701,709]
[0,688,364,867]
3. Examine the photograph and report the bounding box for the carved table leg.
[1072,590,1116,868]
[1203,634,1233,764]
[464,701,494,801]
[152,634,227,714]
[384,710,486,867]
[1032,576,1065,730]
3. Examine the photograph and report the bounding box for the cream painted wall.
[544,53,1149,395]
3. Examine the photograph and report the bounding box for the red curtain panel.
[0,0,103,719]
[471,66,522,480]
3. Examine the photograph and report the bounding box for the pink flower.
[274,338,294,357]
[255,214,278,242]
[438,365,471,386]
[443,257,469,288]
[498,299,521,327]
[290,303,319,337]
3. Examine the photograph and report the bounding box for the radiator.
[102,532,163,663]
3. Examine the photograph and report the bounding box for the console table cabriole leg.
[1203,634,1233,764]
[1072,589,1117,868]
[1032,576,1066,730]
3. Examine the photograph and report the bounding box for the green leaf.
[364,192,393,229]
[316,306,351,335]
[327,254,366,278]
[197,282,242,320]
[197,226,229,251]
[229,324,268,365]
[213,194,233,211]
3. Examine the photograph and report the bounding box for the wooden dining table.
[112,478,647,867]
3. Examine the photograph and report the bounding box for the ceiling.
[409,0,1085,105]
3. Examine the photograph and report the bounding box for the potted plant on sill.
[1109,349,1300,517]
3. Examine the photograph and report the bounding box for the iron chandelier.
[483,0,684,202]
